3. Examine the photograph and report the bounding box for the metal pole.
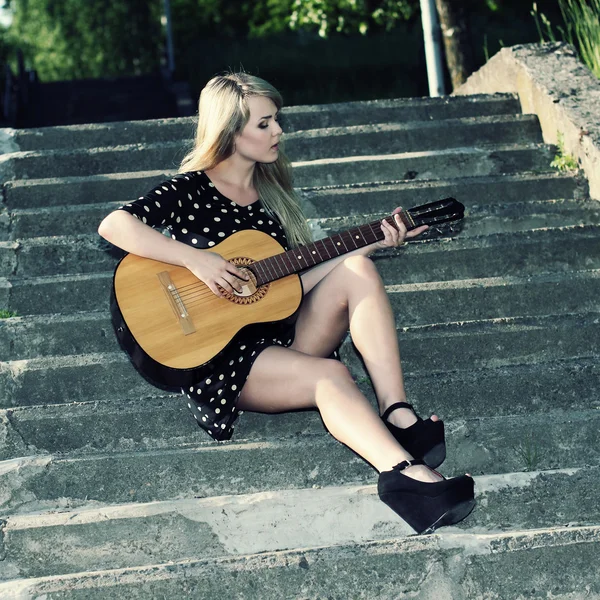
[163,0,175,77]
[419,0,446,97]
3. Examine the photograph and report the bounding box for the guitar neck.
[251,211,416,286]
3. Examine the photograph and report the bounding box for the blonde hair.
[178,71,312,248]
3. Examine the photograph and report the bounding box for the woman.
[98,71,475,534]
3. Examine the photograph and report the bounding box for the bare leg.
[237,255,447,482]
[238,346,440,482]
[291,255,439,429]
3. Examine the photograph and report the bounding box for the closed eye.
[259,114,280,129]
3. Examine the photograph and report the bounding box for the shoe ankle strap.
[392,458,425,472]
[381,401,414,422]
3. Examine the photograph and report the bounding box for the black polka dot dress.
[118,170,317,441]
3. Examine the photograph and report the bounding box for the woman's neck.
[205,157,256,193]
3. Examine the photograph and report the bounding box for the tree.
[434,0,475,89]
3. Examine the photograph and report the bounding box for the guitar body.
[111,229,303,390]
[111,197,465,391]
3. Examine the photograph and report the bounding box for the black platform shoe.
[378,459,476,535]
[381,402,446,468]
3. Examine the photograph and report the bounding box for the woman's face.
[234,95,283,163]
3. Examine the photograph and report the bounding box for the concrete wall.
[455,42,600,200]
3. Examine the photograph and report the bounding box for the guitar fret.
[339,232,349,253]
[358,225,368,245]
[313,242,324,261]
[272,255,286,278]
[302,245,316,267]
[280,250,294,274]
[252,262,266,286]
[348,229,361,248]
[263,257,276,281]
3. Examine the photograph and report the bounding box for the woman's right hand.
[184,251,249,298]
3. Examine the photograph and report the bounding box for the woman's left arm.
[300,207,428,294]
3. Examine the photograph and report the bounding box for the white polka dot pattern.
[116,170,341,443]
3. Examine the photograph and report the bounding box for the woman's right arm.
[98,210,248,297]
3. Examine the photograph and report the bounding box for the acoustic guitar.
[111,198,464,390]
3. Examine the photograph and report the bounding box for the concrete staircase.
[1,94,599,598]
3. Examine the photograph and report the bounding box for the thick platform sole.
[422,441,447,470]
[379,476,476,535]
[422,497,477,535]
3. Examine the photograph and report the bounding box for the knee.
[343,255,382,285]
[315,358,353,386]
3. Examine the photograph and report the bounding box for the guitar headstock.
[406,197,465,229]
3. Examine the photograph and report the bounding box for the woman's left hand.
[374,207,429,250]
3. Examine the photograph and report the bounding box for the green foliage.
[288,0,417,39]
[551,132,578,172]
[2,0,164,80]
[0,309,17,318]
[531,0,600,78]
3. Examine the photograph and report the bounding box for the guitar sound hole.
[220,259,269,304]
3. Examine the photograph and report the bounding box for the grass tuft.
[551,132,579,171]
[532,0,600,78]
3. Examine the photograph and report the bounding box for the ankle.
[380,400,417,429]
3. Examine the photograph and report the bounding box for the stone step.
[2,228,599,314]
[3,144,563,242]
[1,523,598,599]
[2,407,599,515]
[0,466,596,583]
[287,114,544,162]
[3,94,520,152]
[299,171,588,219]
[0,201,600,277]
[3,263,600,360]
[1,351,597,459]
[7,193,597,242]
[2,310,598,410]
[2,115,543,181]
[314,198,600,241]
[3,169,585,212]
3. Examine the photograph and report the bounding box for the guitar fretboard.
[250,212,413,286]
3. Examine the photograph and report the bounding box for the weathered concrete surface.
[0,94,521,152]
[0,115,542,180]
[1,525,599,599]
[2,307,599,407]
[8,194,597,241]
[2,409,600,516]
[3,168,586,212]
[1,355,598,460]
[3,231,600,316]
[2,90,600,597]
[0,468,597,581]
[457,42,600,200]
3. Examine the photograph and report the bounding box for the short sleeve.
[118,173,196,229]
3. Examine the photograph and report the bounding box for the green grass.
[0,309,17,318]
[551,132,579,171]
[532,0,600,78]
[513,432,544,471]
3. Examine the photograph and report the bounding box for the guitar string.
[166,212,415,300]
[165,219,405,304]
[158,207,460,308]
[170,226,384,302]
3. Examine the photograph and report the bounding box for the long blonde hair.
[178,71,312,248]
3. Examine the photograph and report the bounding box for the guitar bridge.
[157,271,196,335]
